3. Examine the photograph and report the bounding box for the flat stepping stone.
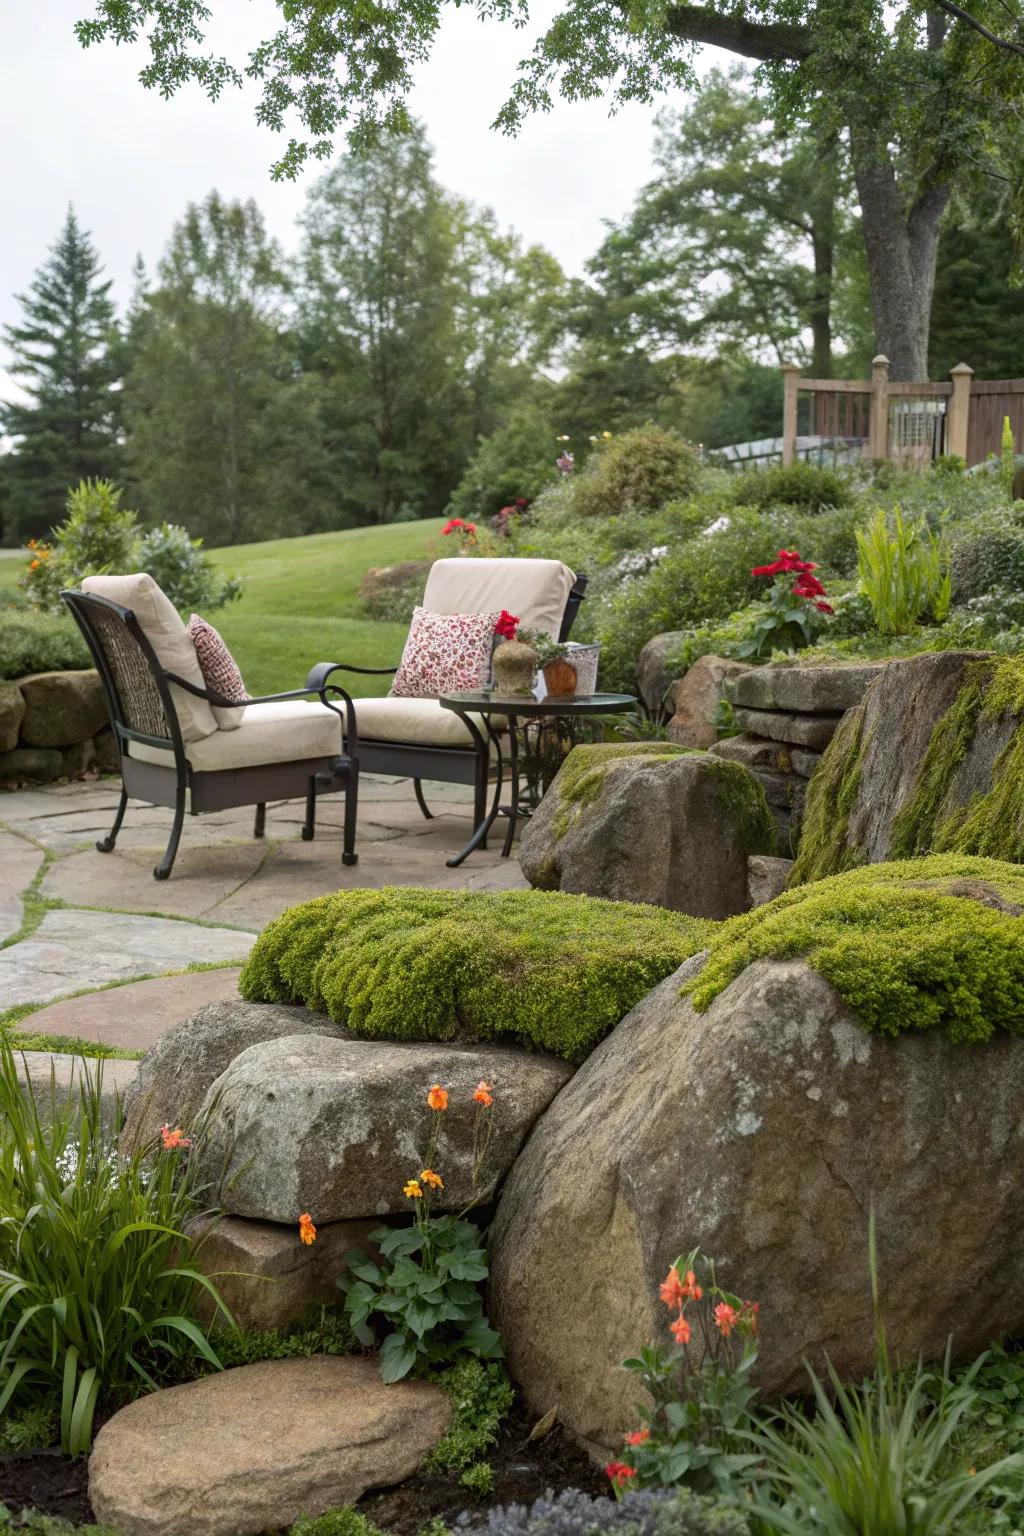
[21,967,243,1053]
[0,830,44,942]
[89,1355,451,1536]
[0,909,254,1007]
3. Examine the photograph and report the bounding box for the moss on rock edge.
[239,887,713,1062]
[684,855,1024,1042]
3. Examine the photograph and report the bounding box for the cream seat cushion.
[82,573,219,743]
[130,700,343,772]
[422,558,575,639]
[352,696,505,749]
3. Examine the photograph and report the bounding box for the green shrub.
[359,559,429,622]
[951,529,1024,603]
[685,855,1024,1044]
[288,1511,387,1536]
[239,888,712,1062]
[570,426,701,520]
[0,1040,230,1452]
[425,1359,515,1473]
[446,403,559,525]
[136,523,241,614]
[731,462,852,513]
[0,1510,117,1536]
[856,505,951,635]
[0,608,89,680]
[461,1463,496,1497]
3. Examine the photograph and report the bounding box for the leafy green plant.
[17,479,240,616]
[856,505,951,635]
[461,1462,496,1497]
[425,1359,515,1472]
[0,1402,57,1453]
[0,608,90,680]
[569,426,701,520]
[0,1040,230,1452]
[610,1249,761,1498]
[339,1081,502,1382]
[0,1509,117,1536]
[731,462,852,513]
[1002,416,1017,494]
[288,1510,387,1536]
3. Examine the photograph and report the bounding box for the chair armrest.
[164,674,329,709]
[306,660,398,690]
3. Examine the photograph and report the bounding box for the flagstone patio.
[0,775,527,1053]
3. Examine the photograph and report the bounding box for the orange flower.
[29,559,39,571]
[659,1266,685,1310]
[420,1168,444,1190]
[605,1462,636,1489]
[624,1429,650,1446]
[670,1313,691,1346]
[681,1269,703,1300]
[427,1084,448,1111]
[298,1212,317,1245]
[159,1124,191,1150]
[714,1302,738,1337]
[404,1178,424,1199]
[473,1080,494,1106]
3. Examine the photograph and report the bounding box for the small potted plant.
[491,610,539,696]
[530,631,578,697]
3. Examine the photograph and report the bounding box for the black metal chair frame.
[304,572,588,837]
[61,589,360,881]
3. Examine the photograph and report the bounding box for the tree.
[930,196,1024,378]
[1,207,122,543]
[124,193,322,544]
[75,0,1024,380]
[579,71,852,377]
[298,124,564,523]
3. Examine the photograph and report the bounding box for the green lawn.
[208,520,445,698]
[0,521,445,698]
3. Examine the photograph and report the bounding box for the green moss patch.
[685,855,1024,1043]
[789,709,867,885]
[239,887,713,1062]
[550,742,689,839]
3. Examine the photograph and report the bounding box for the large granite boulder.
[198,1034,573,1222]
[727,661,885,716]
[636,631,686,717]
[793,649,1020,883]
[490,895,1024,1450]
[121,998,342,1152]
[0,680,25,752]
[519,743,776,919]
[666,655,750,749]
[18,669,107,747]
[89,1356,451,1536]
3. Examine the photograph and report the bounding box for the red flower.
[605,1462,637,1489]
[441,518,465,535]
[624,1429,651,1446]
[659,1266,685,1310]
[752,548,817,578]
[714,1302,738,1337]
[680,1268,703,1301]
[814,600,835,614]
[792,572,826,598]
[670,1314,692,1346]
[495,609,520,641]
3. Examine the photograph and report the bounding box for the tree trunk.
[807,140,838,377]
[850,126,951,380]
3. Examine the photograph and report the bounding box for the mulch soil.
[0,1400,608,1533]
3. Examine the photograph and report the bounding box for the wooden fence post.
[868,354,890,460]
[781,363,800,467]
[948,362,973,461]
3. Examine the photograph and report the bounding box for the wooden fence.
[780,359,1024,468]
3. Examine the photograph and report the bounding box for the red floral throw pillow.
[187,614,249,730]
[392,607,500,698]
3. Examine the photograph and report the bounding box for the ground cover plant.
[685,855,1024,1042]
[239,887,713,1062]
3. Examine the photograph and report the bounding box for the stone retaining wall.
[0,668,118,783]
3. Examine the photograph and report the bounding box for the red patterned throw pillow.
[392,607,499,698]
[187,614,249,730]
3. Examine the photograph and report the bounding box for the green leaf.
[379,1331,419,1383]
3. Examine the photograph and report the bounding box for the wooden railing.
[781,357,975,466]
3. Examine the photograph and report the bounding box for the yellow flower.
[421,1168,444,1190]
[404,1179,423,1199]
[602,431,613,439]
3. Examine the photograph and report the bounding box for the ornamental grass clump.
[685,854,1024,1043]
[240,887,713,1062]
[0,1041,230,1453]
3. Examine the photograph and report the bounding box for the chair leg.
[96,787,128,853]
[253,802,266,839]
[474,754,488,852]
[302,777,317,841]
[153,781,186,881]
[342,764,359,867]
[413,778,435,820]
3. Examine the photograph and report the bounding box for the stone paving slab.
[16,1051,138,1127]
[0,909,254,1008]
[22,967,243,1051]
[0,830,44,942]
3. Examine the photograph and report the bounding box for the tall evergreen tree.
[1,208,122,543]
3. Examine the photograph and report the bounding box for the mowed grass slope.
[0,521,444,698]
[207,520,444,697]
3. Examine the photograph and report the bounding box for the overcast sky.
[0,1,715,403]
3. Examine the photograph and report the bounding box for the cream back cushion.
[82,573,218,742]
[422,558,575,640]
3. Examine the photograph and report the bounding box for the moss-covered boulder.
[793,649,1024,884]
[239,887,712,1063]
[519,743,777,919]
[490,856,1024,1447]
